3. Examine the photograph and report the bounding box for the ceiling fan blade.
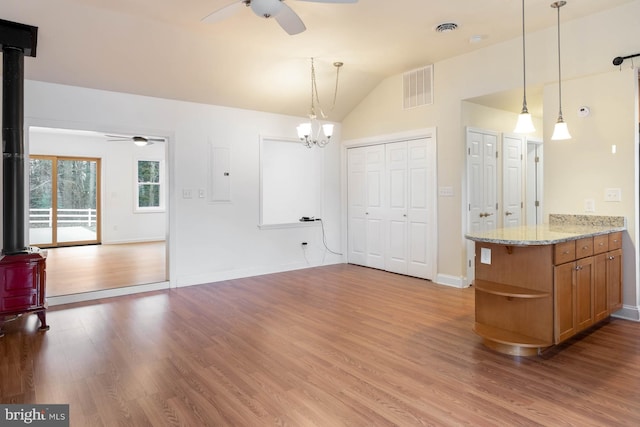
[202,1,245,23]
[296,0,358,3]
[275,3,306,35]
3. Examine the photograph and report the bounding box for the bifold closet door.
[348,138,432,280]
[347,145,385,270]
[385,139,431,277]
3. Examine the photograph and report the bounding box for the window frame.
[134,158,165,213]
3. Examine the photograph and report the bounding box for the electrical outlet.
[604,188,622,202]
[198,189,205,198]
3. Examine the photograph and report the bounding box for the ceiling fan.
[202,0,358,35]
[106,135,165,146]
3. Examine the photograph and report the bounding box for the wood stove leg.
[36,310,49,331]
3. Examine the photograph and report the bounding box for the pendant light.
[514,0,535,134]
[551,1,571,140]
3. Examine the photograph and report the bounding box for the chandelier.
[297,58,343,148]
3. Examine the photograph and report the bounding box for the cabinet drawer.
[555,241,575,264]
[609,232,622,250]
[593,234,609,254]
[576,237,593,259]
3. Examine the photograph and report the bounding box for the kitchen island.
[466,215,625,356]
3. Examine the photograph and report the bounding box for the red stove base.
[0,248,49,337]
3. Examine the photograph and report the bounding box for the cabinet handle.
[403,214,407,217]
[365,212,369,215]
[575,265,583,271]
[582,246,589,250]
[609,255,615,260]
[598,242,604,246]
[562,250,570,255]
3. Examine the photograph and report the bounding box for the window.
[135,159,164,212]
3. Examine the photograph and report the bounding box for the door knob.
[505,211,513,216]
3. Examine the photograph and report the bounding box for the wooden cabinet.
[474,231,623,355]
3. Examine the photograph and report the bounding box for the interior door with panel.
[347,145,385,270]
[502,134,523,227]
[406,138,433,279]
[385,141,408,274]
[467,128,498,233]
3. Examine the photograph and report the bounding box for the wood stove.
[0,19,48,337]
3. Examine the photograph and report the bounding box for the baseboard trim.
[435,274,468,289]
[612,304,640,321]
[47,281,170,306]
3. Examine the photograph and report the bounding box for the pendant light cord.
[521,0,528,113]
[556,3,563,120]
[309,57,341,120]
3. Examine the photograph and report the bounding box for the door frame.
[342,128,438,282]
[24,117,175,306]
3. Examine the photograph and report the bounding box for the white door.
[406,138,433,279]
[347,148,367,265]
[365,146,386,269]
[502,134,523,227]
[385,141,408,274]
[347,145,385,270]
[466,128,498,285]
[467,129,498,232]
[526,138,544,225]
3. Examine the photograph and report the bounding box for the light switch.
[182,189,193,199]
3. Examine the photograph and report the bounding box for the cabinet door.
[607,249,623,312]
[554,262,576,344]
[575,256,595,332]
[593,253,609,322]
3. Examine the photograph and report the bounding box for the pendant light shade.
[551,1,571,141]
[514,0,535,134]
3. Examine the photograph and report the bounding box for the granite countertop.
[465,214,626,245]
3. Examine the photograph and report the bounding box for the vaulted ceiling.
[0,0,634,120]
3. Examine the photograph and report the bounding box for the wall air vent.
[403,65,433,109]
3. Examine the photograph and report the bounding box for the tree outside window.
[136,159,164,212]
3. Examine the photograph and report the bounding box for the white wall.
[342,1,640,319]
[28,129,166,244]
[23,81,343,287]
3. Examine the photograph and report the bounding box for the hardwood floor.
[1,264,639,426]
[44,241,166,296]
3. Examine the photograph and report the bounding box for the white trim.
[47,281,170,306]
[257,221,320,230]
[435,273,468,289]
[611,305,640,322]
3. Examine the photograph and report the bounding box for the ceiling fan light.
[250,0,284,18]
[551,119,571,140]
[133,139,149,147]
[514,111,535,134]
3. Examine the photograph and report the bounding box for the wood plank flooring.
[43,241,166,296]
[1,264,639,426]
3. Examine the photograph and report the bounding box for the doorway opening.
[28,126,169,298]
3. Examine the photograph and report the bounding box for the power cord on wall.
[316,218,343,256]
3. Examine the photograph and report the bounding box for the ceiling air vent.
[403,65,433,109]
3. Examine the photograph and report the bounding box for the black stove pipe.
[2,46,27,254]
[0,19,38,255]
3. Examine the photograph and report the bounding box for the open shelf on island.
[474,280,550,299]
